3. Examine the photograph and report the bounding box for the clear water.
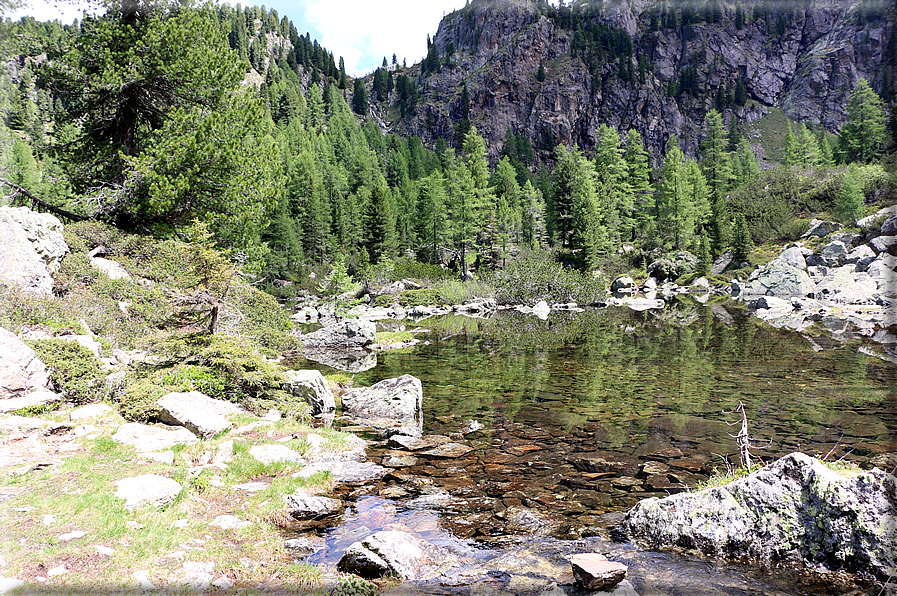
[297,302,897,594]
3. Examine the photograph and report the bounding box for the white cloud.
[302,0,467,76]
[6,0,98,23]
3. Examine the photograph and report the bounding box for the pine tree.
[536,62,546,82]
[733,136,760,188]
[625,129,654,242]
[658,136,709,251]
[352,78,367,115]
[520,179,546,249]
[364,174,396,262]
[594,124,632,245]
[839,78,887,163]
[415,173,448,264]
[701,109,732,202]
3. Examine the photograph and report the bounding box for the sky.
[5,0,470,76]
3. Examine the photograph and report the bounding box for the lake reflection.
[348,303,896,518]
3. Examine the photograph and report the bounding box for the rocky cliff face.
[385,0,894,164]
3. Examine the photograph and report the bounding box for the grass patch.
[692,462,765,491]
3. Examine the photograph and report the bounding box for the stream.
[294,301,897,595]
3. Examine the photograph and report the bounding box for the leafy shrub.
[436,279,493,305]
[489,255,605,305]
[778,217,811,242]
[27,338,106,404]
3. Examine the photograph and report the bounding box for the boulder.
[341,375,423,436]
[114,474,182,510]
[0,206,68,297]
[881,214,897,236]
[155,391,244,438]
[285,490,343,520]
[89,257,131,280]
[815,268,878,304]
[56,334,103,358]
[647,251,697,281]
[301,320,375,348]
[743,260,816,299]
[282,370,335,415]
[870,235,897,256]
[802,219,842,238]
[846,245,876,265]
[624,452,897,579]
[710,250,734,275]
[338,530,461,581]
[570,553,627,591]
[294,461,388,485]
[865,255,897,297]
[0,327,53,401]
[819,241,848,267]
[291,306,319,324]
[303,432,367,463]
[610,276,636,296]
[112,422,198,453]
[778,246,807,271]
[284,536,324,557]
[625,297,665,311]
[857,206,897,229]
[750,296,792,310]
[248,444,305,465]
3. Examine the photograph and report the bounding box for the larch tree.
[839,78,887,163]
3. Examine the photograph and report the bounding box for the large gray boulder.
[866,255,897,298]
[0,328,57,409]
[282,370,335,415]
[285,490,343,520]
[0,206,68,296]
[777,246,808,271]
[341,375,423,436]
[624,452,897,580]
[338,530,461,581]
[815,268,878,304]
[155,391,245,438]
[801,219,842,238]
[301,320,375,348]
[743,260,816,299]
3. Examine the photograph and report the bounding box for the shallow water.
[298,302,897,594]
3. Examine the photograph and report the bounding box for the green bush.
[489,255,605,305]
[27,338,107,404]
[390,260,453,283]
[436,279,494,305]
[117,376,166,421]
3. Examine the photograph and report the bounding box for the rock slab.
[114,474,182,510]
[301,320,376,348]
[0,327,54,404]
[570,553,628,590]
[285,491,343,520]
[155,391,244,438]
[624,452,897,580]
[0,206,68,297]
[112,422,198,452]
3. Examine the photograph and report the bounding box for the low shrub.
[390,260,453,283]
[489,255,605,305]
[27,338,107,404]
[436,279,493,305]
[372,288,442,308]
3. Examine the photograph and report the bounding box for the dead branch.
[0,177,90,222]
[724,401,772,469]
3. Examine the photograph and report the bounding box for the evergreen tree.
[8,71,35,131]
[520,179,546,249]
[835,163,865,224]
[415,173,448,264]
[8,140,41,194]
[839,78,887,163]
[782,121,798,166]
[594,123,632,245]
[536,61,546,82]
[657,136,709,251]
[732,211,752,261]
[352,78,367,115]
[701,109,732,202]
[364,174,396,262]
[796,123,821,167]
[624,129,654,242]
[732,136,760,188]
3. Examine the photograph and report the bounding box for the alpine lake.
[290,299,897,596]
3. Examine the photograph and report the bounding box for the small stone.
[47,564,67,577]
[94,545,117,557]
[263,409,282,422]
[73,424,99,437]
[42,515,56,525]
[570,553,627,590]
[248,444,305,465]
[173,519,190,529]
[284,537,323,557]
[233,481,269,493]
[211,515,251,530]
[212,576,234,589]
[133,570,156,591]
[419,442,473,458]
[126,521,144,530]
[58,530,86,541]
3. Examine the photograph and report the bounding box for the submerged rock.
[624,452,897,580]
[570,553,628,591]
[338,530,461,581]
